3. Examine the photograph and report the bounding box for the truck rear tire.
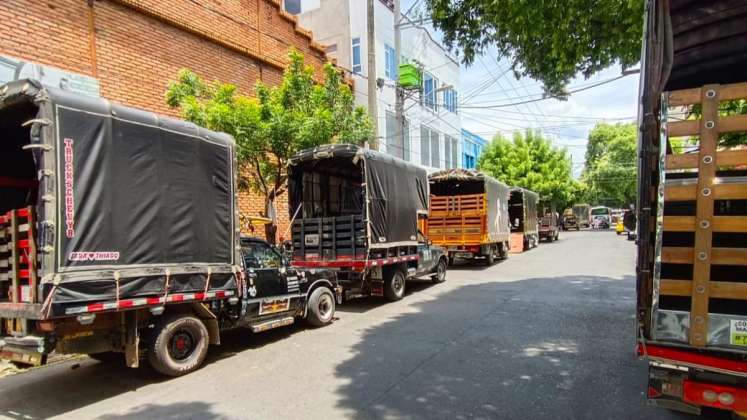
[431,259,447,283]
[384,269,406,301]
[306,287,335,327]
[148,314,209,377]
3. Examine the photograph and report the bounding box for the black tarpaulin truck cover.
[288,144,429,248]
[511,187,539,234]
[428,169,510,241]
[0,79,240,317]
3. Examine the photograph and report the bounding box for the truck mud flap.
[370,280,384,297]
[647,364,701,415]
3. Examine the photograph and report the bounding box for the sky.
[402,0,640,177]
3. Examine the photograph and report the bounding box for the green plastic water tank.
[398,63,421,89]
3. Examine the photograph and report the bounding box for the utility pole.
[367,0,379,149]
[393,0,405,160]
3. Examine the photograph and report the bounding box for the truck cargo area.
[289,154,366,262]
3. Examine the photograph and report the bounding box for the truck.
[636,1,747,417]
[572,203,592,229]
[509,187,539,250]
[426,169,510,265]
[287,144,448,301]
[590,206,612,229]
[538,203,560,242]
[0,79,340,376]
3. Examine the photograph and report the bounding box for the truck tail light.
[719,392,735,406]
[702,390,717,403]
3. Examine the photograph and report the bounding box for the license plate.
[259,297,290,315]
[730,320,747,346]
[305,234,319,246]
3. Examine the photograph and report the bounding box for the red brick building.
[0,0,330,239]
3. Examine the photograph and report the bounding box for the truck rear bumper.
[642,343,747,416]
[0,303,44,320]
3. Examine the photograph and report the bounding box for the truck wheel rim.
[169,330,195,360]
[318,293,333,320]
[393,274,404,293]
[437,263,445,281]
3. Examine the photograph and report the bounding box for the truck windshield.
[243,242,282,269]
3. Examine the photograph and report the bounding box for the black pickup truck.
[287,144,447,301]
[0,80,339,376]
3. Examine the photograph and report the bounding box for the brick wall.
[0,0,328,240]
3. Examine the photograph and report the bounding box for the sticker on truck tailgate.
[730,320,747,346]
[259,297,290,315]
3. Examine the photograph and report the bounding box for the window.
[242,241,282,269]
[420,125,430,165]
[430,130,440,167]
[352,38,362,74]
[423,72,438,111]
[443,89,458,113]
[384,44,397,80]
[284,0,301,14]
[444,136,451,168]
[452,137,459,168]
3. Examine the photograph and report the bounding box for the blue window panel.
[423,72,437,110]
[352,38,362,74]
[384,44,397,80]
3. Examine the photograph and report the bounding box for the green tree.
[582,122,637,207]
[424,0,643,96]
[478,130,579,206]
[166,50,373,242]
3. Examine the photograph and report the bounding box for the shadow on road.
[337,280,439,314]
[98,402,226,419]
[331,274,705,420]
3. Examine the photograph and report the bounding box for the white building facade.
[286,0,461,171]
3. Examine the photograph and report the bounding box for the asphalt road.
[0,231,714,419]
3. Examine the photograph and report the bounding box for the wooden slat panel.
[661,247,694,264]
[668,88,701,107]
[666,153,699,170]
[661,279,747,300]
[664,183,747,201]
[660,279,692,296]
[711,281,747,300]
[662,216,695,232]
[715,183,747,200]
[664,184,696,201]
[665,216,747,233]
[668,120,699,137]
[718,149,747,167]
[720,82,747,102]
[719,114,747,133]
[661,247,747,265]
[667,82,747,106]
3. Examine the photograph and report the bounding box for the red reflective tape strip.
[170,295,184,302]
[87,303,105,312]
[19,270,29,279]
[194,292,205,300]
[641,344,747,375]
[216,291,226,298]
[18,239,29,249]
[683,379,747,411]
[146,297,162,305]
[119,300,135,308]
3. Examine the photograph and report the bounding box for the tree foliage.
[690,99,747,148]
[582,122,637,207]
[166,50,372,240]
[477,130,579,206]
[424,0,644,96]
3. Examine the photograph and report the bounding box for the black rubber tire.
[88,351,122,363]
[384,269,406,301]
[147,314,209,377]
[431,259,447,283]
[306,287,335,327]
[485,249,495,265]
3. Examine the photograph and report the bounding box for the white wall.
[296,0,462,170]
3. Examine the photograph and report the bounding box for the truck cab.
[240,236,340,330]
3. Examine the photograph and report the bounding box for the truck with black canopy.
[509,187,539,251]
[636,1,747,416]
[0,79,339,376]
[288,144,447,301]
[427,169,510,265]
